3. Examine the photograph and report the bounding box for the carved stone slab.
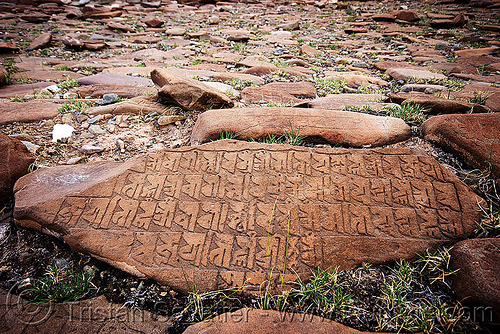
[191,108,411,147]
[14,140,483,293]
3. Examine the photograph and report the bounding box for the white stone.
[52,124,75,142]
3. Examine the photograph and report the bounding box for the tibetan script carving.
[14,140,483,293]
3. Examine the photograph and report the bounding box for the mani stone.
[190,108,411,148]
[422,113,500,179]
[450,238,500,323]
[14,140,483,294]
[184,308,379,334]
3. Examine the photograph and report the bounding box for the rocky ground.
[1,0,500,333]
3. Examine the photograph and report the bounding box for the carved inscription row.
[15,142,482,292]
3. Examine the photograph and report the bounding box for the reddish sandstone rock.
[241,86,301,104]
[0,101,61,125]
[372,13,396,22]
[0,65,7,85]
[27,32,52,51]
[386,68,446,81]
[430,14,467,29]
[20,13,50,23]
[78,73,153,87]
[373,61,421,71]
[14,140,483,293]
[296,94,388,110]
[454,46,499,57]
[388,92,490,114]
[62,36,84,49]
[191,108,411,147]
[450,239,500,322]
[396,10,419,22]
[422,113,500,178]
[144,18,163,28]
[0,133,34,204]
[0,290,166,333]
[184,308,385,334]
[263,82,317,98]
[0,82,55,99]
[151,68,234,111]
[72,84,156,99]
[88,96,173,116]
[0,42,19,54]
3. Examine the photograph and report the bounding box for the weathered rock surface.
[450,238,500,322]
[151,68,234,111]
[386,68,446,81]
[14,140,483,293]
[0,290,167,333]
[27,32,52,51]
[191,108,411,147]
[78,73,153,87]
[0,82,55,98]
[0,101,60,125]
[422,113,500,178]
[389,93,490,114]
[296,94,388,110]
[72,84,156,98]
[88,96,172,116]
[241,87,302,104]
[184,308,382,334]
[430,14,467,29]
[0,133,34,204]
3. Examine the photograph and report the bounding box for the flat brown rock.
[389,92,489,114]
[88,96,173,116]
[27,32,52,51]
[72,84,156,99]
[296,94,388,110]
[14,140,483,293]
[450,238,500,322]
[386,68,446,81]
[0,100,60,125]
[0,290,167,333]
[0,133,33,204]
[190,108,411,147]
[151,68,234,111]
[422,113,500,178]
[184,308,383,334]
[78,73,153,87]
[241,87,302,104]
[0,82,55,98]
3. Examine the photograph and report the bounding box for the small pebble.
[80,144,105,154]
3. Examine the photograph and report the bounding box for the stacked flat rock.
[14,140,483,294]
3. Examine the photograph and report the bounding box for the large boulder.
[14,140,483,293]
[151,68,234,111]
[0,133,34,204]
